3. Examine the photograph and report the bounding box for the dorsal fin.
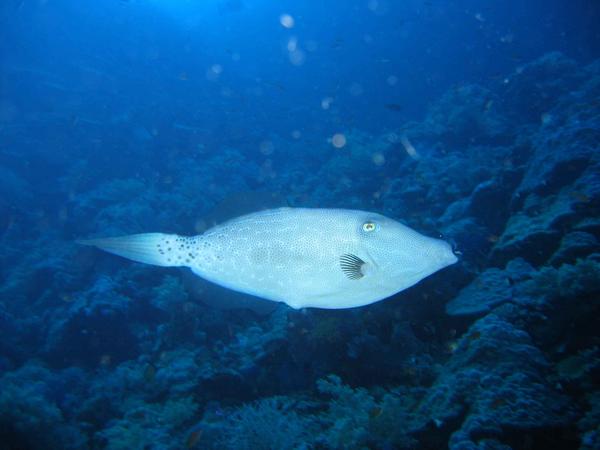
[339,254,365,280]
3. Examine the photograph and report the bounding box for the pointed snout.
[438,241,459,268]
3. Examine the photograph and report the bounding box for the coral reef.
[0,52,598,449]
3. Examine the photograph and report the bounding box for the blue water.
[1,1,599,449]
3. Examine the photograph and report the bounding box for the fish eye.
[362,221,377,232]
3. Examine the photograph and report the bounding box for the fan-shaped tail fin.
[78,233,195,267]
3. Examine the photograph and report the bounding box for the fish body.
[79,208,457,309]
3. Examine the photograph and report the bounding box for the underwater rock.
[490,192,572,266]
[549,231,599,266]
[0,302,18,368]
[465,168,522,230]
[501,52,585,125]
[423,84,510,147]
[579,391,600,450]
[516,127,599,203]
[94,396,198,450]
[520,256,600,306]
[489,52,600,268]
[0,362,88,450]
[445,268,514,316]
[445,258,535,316]
[208,395,319,450]
[380,140,513,223]
[44,276,139,368]
[438,218,490,268]
[0,167,33,229]
[149,275,189,312]
[1,46,598,449]
[416,313,577,449]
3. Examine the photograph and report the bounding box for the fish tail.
[77,233,195,267]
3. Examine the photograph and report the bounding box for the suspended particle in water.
[372,152,385,166]
[287,36,298,52]
[332,133,346,148]
[206,64,223,81]
[541,113,553,125]
[387,132,399,143]
[280,14,295,28]
[259,140,274,155]
[289,49,306,66]
[400,136,419,160]
[321,97,333,110]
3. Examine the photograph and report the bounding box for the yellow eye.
[362,221,376,232]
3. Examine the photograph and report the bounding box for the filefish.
[79,208,457,309]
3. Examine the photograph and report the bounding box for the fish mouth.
[440,241,459,266]
[447,241,461,262]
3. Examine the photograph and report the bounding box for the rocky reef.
[0,52,598,449]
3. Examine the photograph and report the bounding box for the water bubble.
[291,130,302,139]
[287,36,298,52]
[259,140,274,155]
[541,113,553,125]
[321,97,333,110]
[289,49,306,66]
[280,14,294,28]
[332,133,346,148]
[387,132,399,143]
[387,75,398,86]
[372,152,385,165]
[400,136,419,160]
[206,64,223,81]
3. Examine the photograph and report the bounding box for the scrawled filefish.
[78,208,457,309]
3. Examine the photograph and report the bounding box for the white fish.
[79,208,457,309]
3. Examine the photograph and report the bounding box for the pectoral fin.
[339,253,365,280]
